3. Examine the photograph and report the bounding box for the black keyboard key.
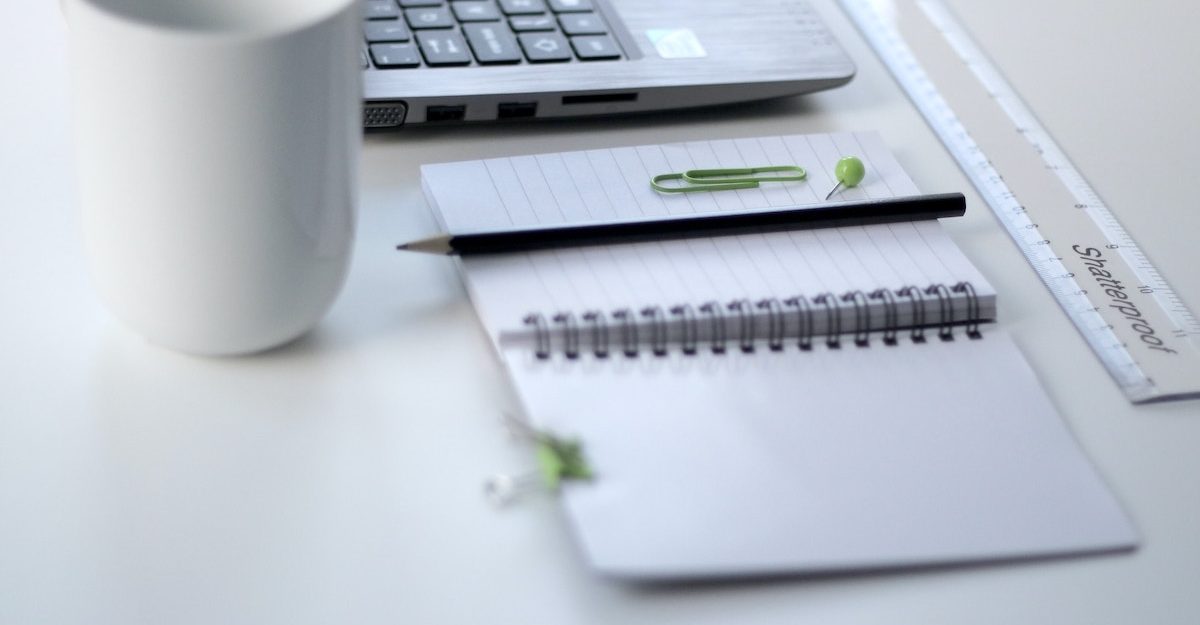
[398,0,442,6]
[509,15,556,31]
[406,6,454,29]
[416,31,473,65]
[370,42,422,67]
[518,32,571,62]
[498,0,546,15]
[463,23,522,64]
[364,20,412,42]
[547,0,591,13]
[571,34,620,60]
[558,12,605,35]
[453,1,501,22]
[363,0,402,20]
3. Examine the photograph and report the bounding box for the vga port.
[364,102,408,129]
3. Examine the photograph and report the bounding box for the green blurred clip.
[535,433,594,490]
[651,165,807,194]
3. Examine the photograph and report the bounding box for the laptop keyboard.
[361,0,626,69]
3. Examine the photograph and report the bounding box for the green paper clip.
[651,165,807,194]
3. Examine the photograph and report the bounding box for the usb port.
[497,102,537,119]
[426,105,466,122]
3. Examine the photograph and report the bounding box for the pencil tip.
[396,235,452,255]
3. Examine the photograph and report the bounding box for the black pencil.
[397,192,966,256]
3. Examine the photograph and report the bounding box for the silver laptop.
[361,0,855,128]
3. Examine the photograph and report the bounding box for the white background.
[2,1,1198,623]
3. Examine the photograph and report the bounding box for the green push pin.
[825,156,866,200]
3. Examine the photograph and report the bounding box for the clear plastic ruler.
[841,0,1200,402]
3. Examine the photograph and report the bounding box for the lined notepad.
[421,132,1138,579]
[424,132,995,344]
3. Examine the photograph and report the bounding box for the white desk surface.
[3,1,1198,623]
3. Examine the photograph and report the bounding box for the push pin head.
[825,156,866,200]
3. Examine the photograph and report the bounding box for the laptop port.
[497,102,538,119]
[364,101,408,128]
[426,105,466,122]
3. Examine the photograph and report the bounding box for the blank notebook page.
[422,132,995,342]
[504,332,1138,578]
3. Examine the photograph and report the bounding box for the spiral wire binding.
[869,288,900,345]
[841,290,871,347]
[784,295,815,350]
[897,285,927,343]
[925,283,955,340]
[813,292,842,349]
[613,308,639,357]
[582,310,609,358]
[640,306,669,356]
[523,313,551,359]
[953,281,982,338]
[699,301,727,354]
[521,282,983,359]
[669,304,700,354]
[552,312,581,359]
[728,299,756,353]
[756,298,786,351]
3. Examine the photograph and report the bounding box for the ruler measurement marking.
[928,0,1200,338]
[841,0,1200,402]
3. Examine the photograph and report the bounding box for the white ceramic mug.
[63,0,360,356]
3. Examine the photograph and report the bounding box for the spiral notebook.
[421,132,1138,579]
